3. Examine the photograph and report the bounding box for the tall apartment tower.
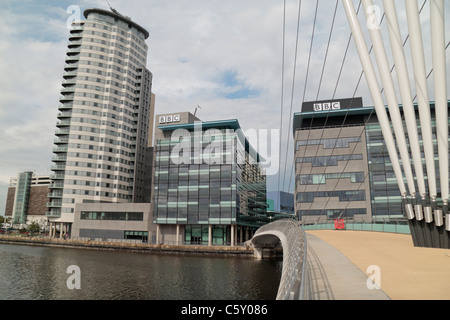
[47,7,154,228]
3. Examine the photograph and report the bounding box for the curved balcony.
[59,94,74,103]
[49,182,64,189]
[55,128,70,135]
[57,112,72,119]
[56,120,71,128]
[58,103,73,111]
[62,78,76,86]
[50,173,65,180]
[50,164,66,171]
[67,47,81,55]
[68,40,82,47]
[69,33,82,41]
[65,54,80,63]
[60,86,75,94]
[52,145,68,153]
[63,70,77,78]
[69,22,84,30]
[54,137,69,145]
[69,25,83,33]
[64,63,78,71]
[52,155,67,162]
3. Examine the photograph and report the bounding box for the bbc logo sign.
[313,102,341,112]
[302,97,363,113]
[159,114,181,124]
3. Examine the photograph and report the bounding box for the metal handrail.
[251,219,310,300]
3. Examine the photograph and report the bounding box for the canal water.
[0,243,282,300]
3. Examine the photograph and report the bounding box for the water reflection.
[0,244,281,300]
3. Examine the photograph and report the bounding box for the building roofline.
[293,100,449,135]
[84,7,149,39]
[157,119,241,132]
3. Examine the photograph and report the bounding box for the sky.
[0,0,449,214]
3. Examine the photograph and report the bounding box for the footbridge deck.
[248,219,390,300]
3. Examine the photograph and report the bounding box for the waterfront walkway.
[306,230,450,300]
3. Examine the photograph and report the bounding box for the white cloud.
[0,7,67,185]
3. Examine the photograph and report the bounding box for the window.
[296,137,361,150]
[296,154,363,167]
[297,190,366,203]
[297,172,365,185]
[80,211,143,221]
[124,231,148,242]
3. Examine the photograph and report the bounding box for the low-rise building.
[71,202,154,242]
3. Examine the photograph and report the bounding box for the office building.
[152,112,268,245]
[47,7,154,235]
[293,98,450,224]
[267,191,295,215]
[4,172,50,227]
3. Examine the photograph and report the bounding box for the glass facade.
[184,225,228,245]
[13,172,33,224]
[365,115,450,221]
[153,121,267,231]
[365,122,403,220]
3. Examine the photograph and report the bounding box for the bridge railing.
[302,221,411,234]
[251,219,310,300]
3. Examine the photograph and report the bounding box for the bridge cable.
[316,0,339,101]
[287,0,340,195]
[282,0,320,193]
[277,0,287,208]
[281,0,304,193]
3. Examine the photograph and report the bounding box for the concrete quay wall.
[0,235,254,257]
